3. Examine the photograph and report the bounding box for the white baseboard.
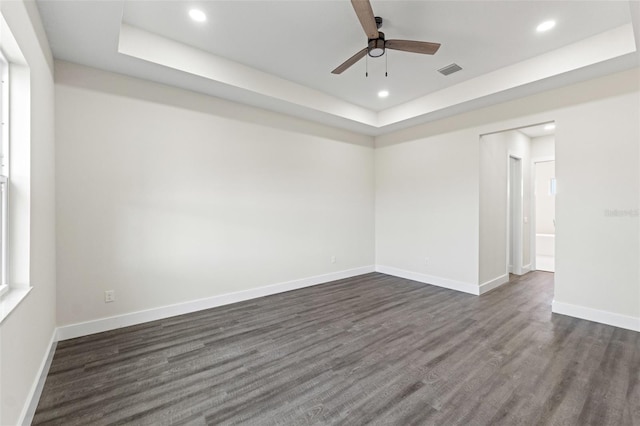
[57,265,375,341]
[511,264,531,276]
[19,329,57,426]
[375,265,479,295]
[479,274,510,295]
[536,255,555,272]
[552,300,640,332]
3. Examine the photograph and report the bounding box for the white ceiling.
[518,122,555,139]
[36,1,640,135]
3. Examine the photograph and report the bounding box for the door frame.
[507,153,523,276]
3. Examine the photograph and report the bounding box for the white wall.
[376,67,639,323]
[375,130,480,291]
[535,161,556,235]
[55,61,375,327]
[554,83,639,321]
[478,132,507,284]
[0,1,56,424]
[531,135,555,159]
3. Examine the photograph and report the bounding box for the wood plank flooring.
[33,272,640,425]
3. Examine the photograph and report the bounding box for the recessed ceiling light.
[536,20,556,33]
[189,9,207,23]
[544,123,556,131]
[378,90,389,98]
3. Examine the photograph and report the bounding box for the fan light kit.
[189,9,207,23]
[332,0,441,76]
[537,20,556,32]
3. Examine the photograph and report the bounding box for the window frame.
[0,12,32,323]
[0,49,9,297]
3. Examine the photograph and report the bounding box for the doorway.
[533,160,556,272]
[479,121,556,288]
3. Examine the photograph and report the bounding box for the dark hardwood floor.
[33,272,639,425]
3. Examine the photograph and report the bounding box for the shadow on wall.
[54,61,374,148]
[376,68,638,147]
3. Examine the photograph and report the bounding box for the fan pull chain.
[385,52,388,77]
[365,54,369,77]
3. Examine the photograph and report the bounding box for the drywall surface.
[55,61,375,327]
[535,161,556,235]
[479,132,508,284]
[376,67,639,320]
[375,129,480,287]
[531,135,555,159]
[554,83,639,319]
[0,1,56,424]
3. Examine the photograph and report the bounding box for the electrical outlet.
[104,290,115,303]
[331,256,336,264]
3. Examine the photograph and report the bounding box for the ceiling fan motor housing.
[368,31,385,57]
[331,3,441,74]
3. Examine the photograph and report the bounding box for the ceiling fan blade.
[351,0,379,39]
[332,48,368,74]
[385,40,441,55]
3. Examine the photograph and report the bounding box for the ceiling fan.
[332,0,441,74]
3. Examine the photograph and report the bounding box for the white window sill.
[0,286,32,324]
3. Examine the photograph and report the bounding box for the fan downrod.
[330,0,441,75]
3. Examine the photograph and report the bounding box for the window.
[0,14,32,323]
[0,49,7,297]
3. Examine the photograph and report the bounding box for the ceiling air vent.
[437,63,462,76]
